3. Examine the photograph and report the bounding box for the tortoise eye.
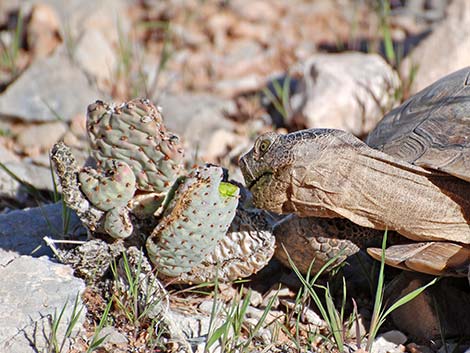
[258,139,271,153]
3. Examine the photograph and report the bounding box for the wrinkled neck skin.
[248,129,470,244]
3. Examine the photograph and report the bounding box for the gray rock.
[0,161,55,199]
[0,49,104,122]
[0,254,86,353]
[400,0,470,94]
[74,28,117,84]
[378,330,407,345]
[96,326,128,346]
[0,202,83,257]
[157,93,236,159]
[370,333,406,353]
[4,0,129,43]
[290,53,400,136]
[0,144,19,163]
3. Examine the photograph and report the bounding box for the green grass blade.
[382,277,438,318]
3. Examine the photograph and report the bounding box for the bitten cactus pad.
[78,160,136,211]
[146,165,239,277]
[87,99,184,194]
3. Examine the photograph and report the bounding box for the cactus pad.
[176,208,276,283]
[78,160,136,211]
[146,165,239,277]
[86,99,184,194]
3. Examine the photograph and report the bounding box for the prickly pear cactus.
[51,97,275,283]
[146,165,239,277]
[87,99,184,194]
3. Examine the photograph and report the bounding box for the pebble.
[15,121,67,155]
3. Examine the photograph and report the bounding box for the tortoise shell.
[367,67,470,182]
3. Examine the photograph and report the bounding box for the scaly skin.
[273,214,403,274]
[239,129,470,244]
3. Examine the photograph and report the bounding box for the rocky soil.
[0,0,469,352]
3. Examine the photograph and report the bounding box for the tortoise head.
[240,129,334,212]
[239,131,296,212]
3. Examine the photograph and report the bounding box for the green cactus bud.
[78,160,136,211]
[104,206,133,239]
[86,99,184,194]
[146,165,239,277]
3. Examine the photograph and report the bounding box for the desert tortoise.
[240,67,470,277]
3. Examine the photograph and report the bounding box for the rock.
[228,0,282,23]
[0,49,105,122]
[388,272,470,340]
[15,121,67,155]
[0,161,56,199]
[157,93,236,160]
[96,326,128,346]
[168,307,225,353]
[248,289,263,307]
[400,0,470,93]
[15,0,130,44]
[0,254,86,353]
[0,144,19,163]
[289,53,400,136]
[406,342,434,353]
[371,333,407,353]
[74,28,117,84]
[26,3,62,59]
[204,129,248,162]
[280,298,325,328]
[0,202,83,257]
[379,330,407,345]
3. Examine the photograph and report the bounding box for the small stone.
[74,28,117,85]
[96,326,128,345]
[248,289,263,307]
[379,330,407,345]
[371,335,406,353]
[0,143,19,163]
[229,0,282,23]
[157,93,235,160]
[69,114,87,137]
[261,286,293,309]
[26,3,62,59]
[15,121,67,155]
[204,129,247,162]
[406,342,434,353]
[0,202,83,257]
[0,161,56,199]
[348,313,368,340]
